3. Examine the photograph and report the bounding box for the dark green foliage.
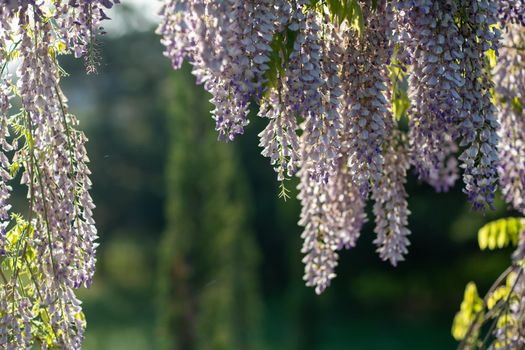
[309,0,365,27]
[263,27,298,95]
[263,0,365,95]
[157,64,261,350]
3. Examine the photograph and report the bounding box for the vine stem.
[457,266,514,350]
[479,268,523,349]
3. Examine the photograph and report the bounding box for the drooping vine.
[157,0,525,294]
[0,1,117,348]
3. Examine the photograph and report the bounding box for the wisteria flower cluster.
[158,0,525,294]
[0,1,116,348]
[495,24,525,216]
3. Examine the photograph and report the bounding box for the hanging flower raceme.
[0,1,114,348]
[298,168,340,295]
[495,24,525,214]
[372,129,411,266]
[258,79,301,183]
[157,0,193,70]
[207,1,256,140]
[341,2,393,199]
[158,0,525,295]
[0,7,13,253]
[298,145,366,294]
[299,11,333,183]
[457,0,501,211]
[395,0,462,192]
[298,16,364,292]
[317,17,344,176]
[259,0,311,182]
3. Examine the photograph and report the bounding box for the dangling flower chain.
[0,1,117,348]
[158,0,525,294]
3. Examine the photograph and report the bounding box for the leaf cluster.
[453,217,525,349]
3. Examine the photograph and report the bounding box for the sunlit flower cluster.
[396,0,462,192]
[159,0,525,294]
[0,1,115,348]
[495,25,525,215]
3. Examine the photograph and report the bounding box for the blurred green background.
[53,4,520,350]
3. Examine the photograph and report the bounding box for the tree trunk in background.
[157,64,261,350]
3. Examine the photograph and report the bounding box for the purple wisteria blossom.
[395,0,462,191]
[0,1,113,348]
[258,78,301,181]
[300,11,336,183]
[298,156,366,294]
[497,0,525,28]
[54,0,121,72]
[495,25,525,214]
[372,130,411,266]
[0,8,13,253]
[151,0,525,296]
[341,3,391,198]
[457,0,501,211]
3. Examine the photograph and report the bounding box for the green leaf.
[511,96,523,114]
[312,0,366,33]
[487,285,509,310]
[9,161,20,178]
[478,217,524,251]
[262,27,299,97]
[278,181,291,201]
[452,282,484,341]
[485,48,497,69]
[350,0,365,34]
[389,48,410,121]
